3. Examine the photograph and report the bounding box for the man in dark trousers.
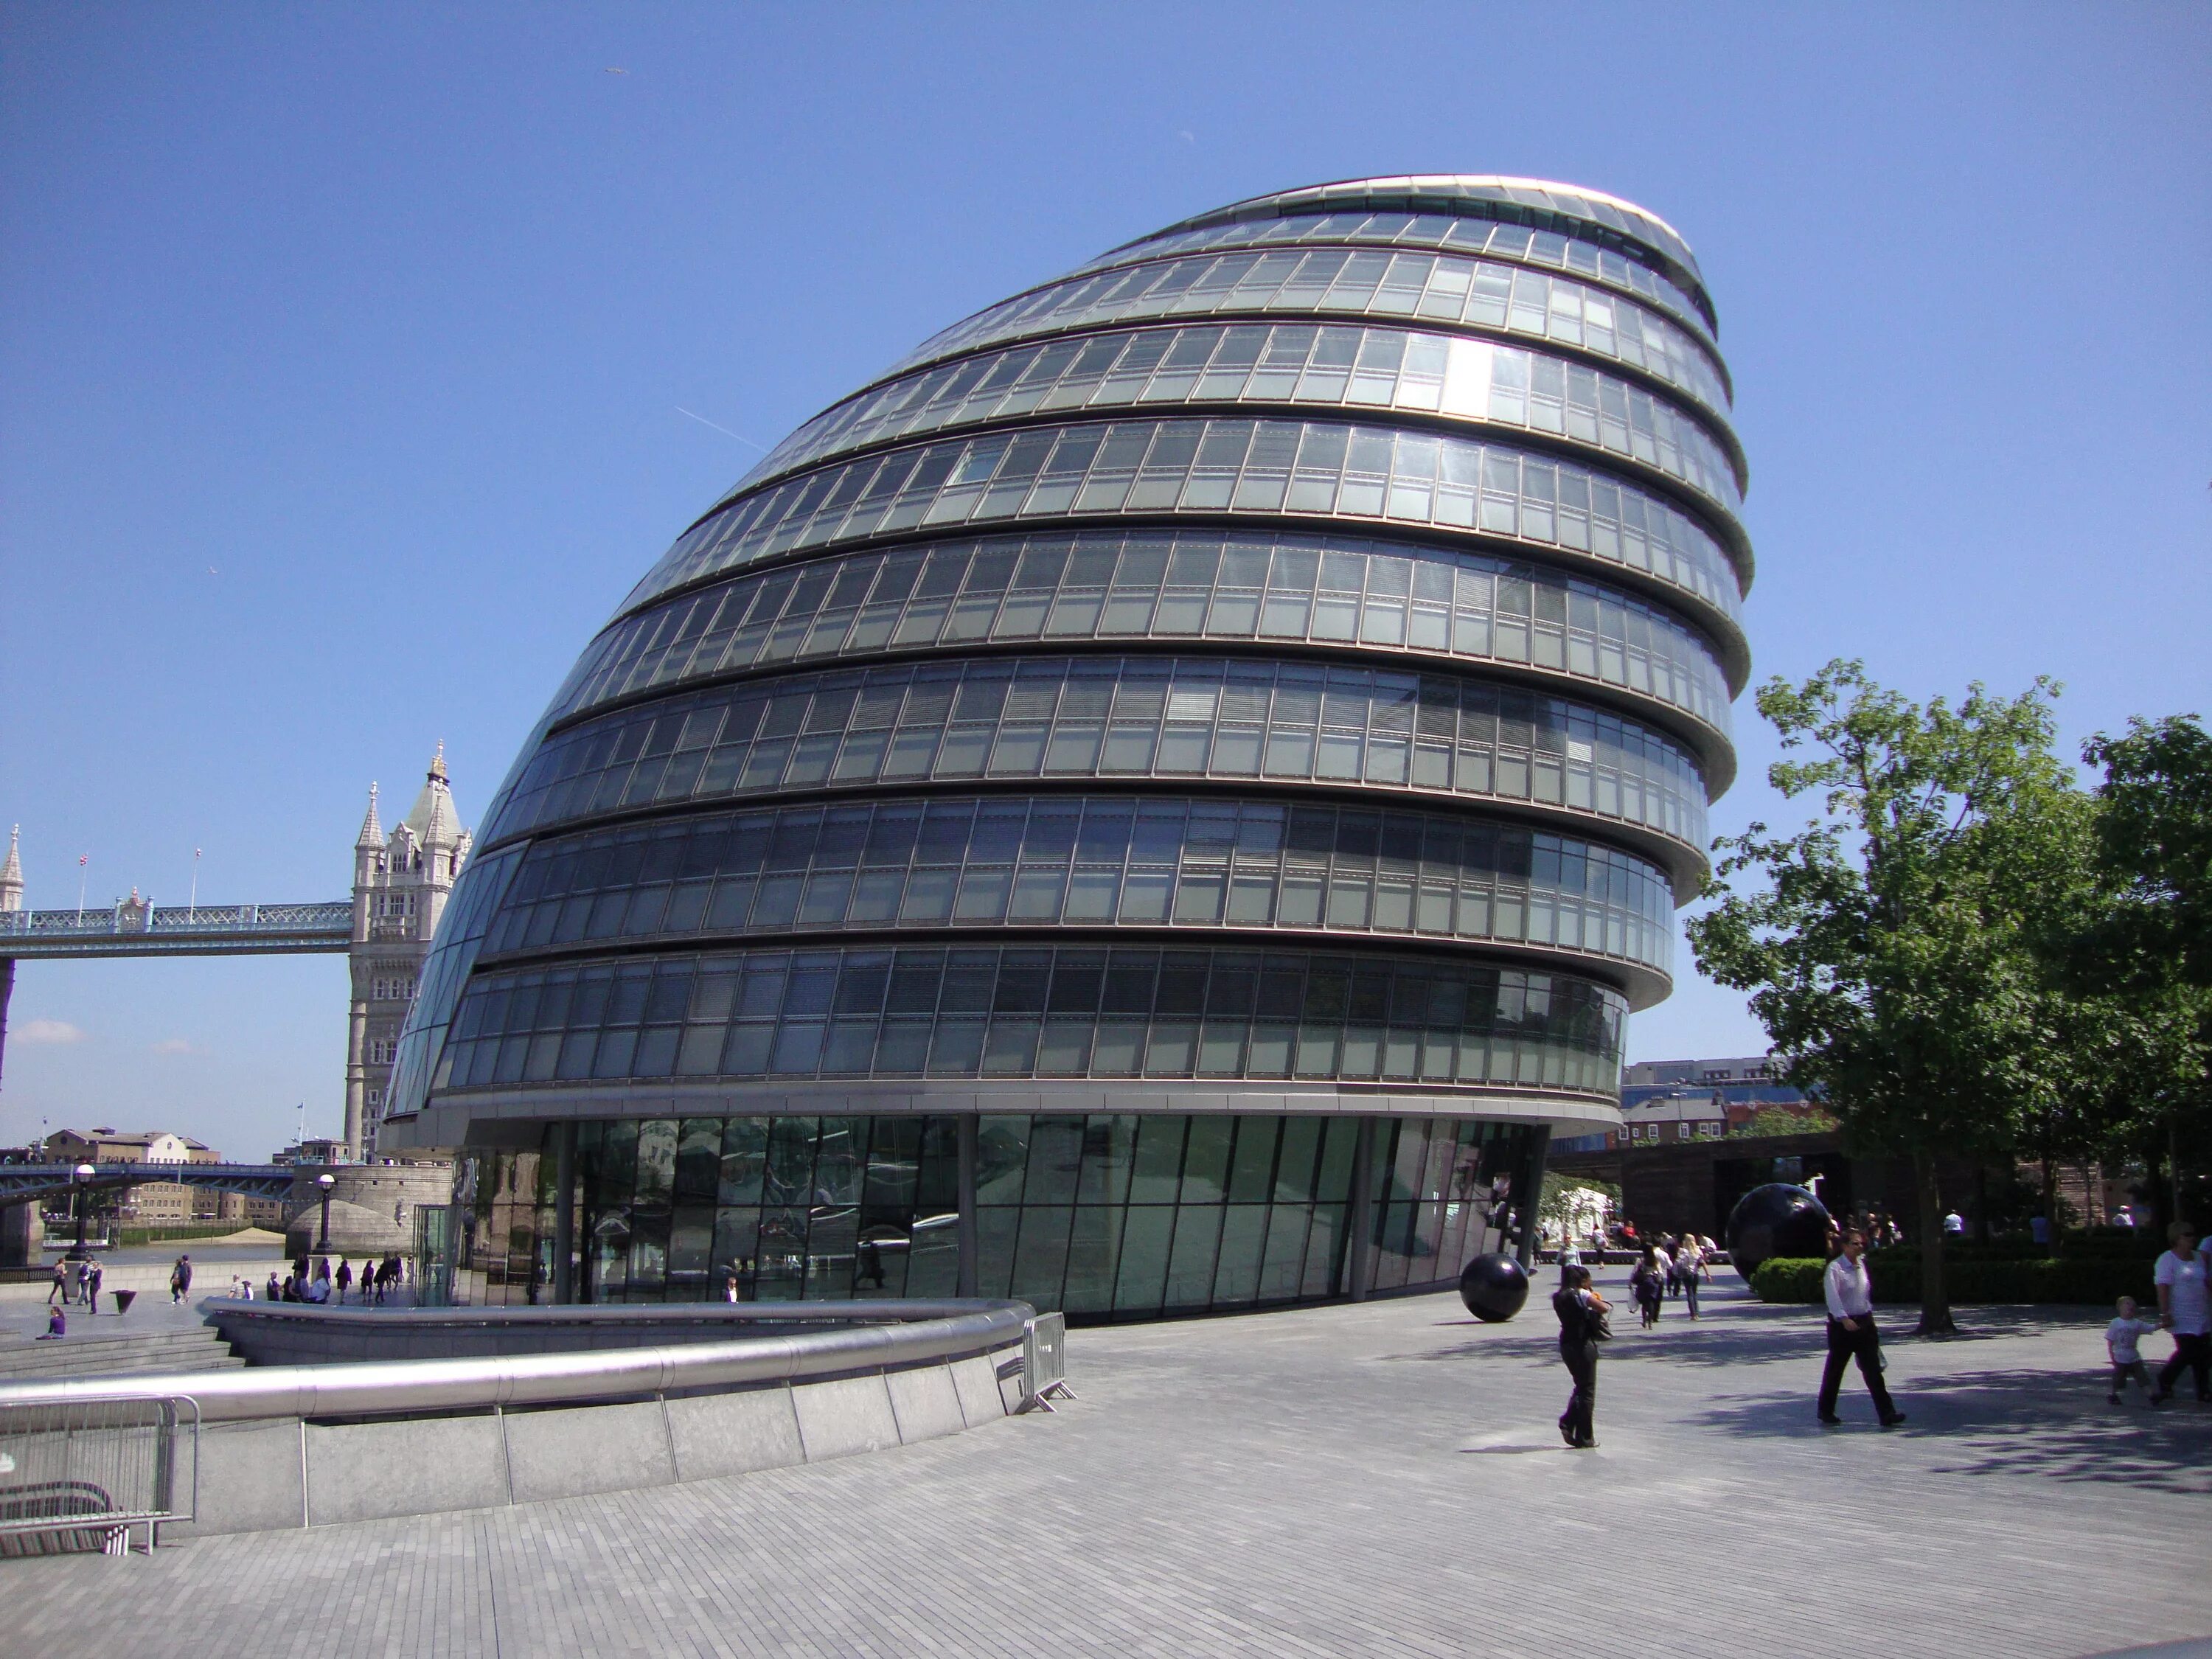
[1819,1228,1905,1427]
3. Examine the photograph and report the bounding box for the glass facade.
[388,175,1755,1320]
[436,945,1625,1094]
[758,315,1739,492]
[492,655,1717,857]
[458,1112,1544,1318]
[475,793,1677,977]
[562,529,1743,729]
[1061,211,1716,344]
[633,415,1747,615]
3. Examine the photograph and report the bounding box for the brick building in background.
[38,1127,251,1225]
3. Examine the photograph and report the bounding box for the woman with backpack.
[1553,1263,1610,1449]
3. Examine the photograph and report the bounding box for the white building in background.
[347,748,470,1158]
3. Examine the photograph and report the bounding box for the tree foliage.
[1686,661,2079,1334]
[2073,715,2212,992]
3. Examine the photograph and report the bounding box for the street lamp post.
[72,1163,95,1256]
[316,1172,336,1256]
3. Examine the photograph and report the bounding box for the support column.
[0,958,15,1097]
[0,1199,41,1270]
[341,992,368,1164]
[1517,1125,1553,1267]
[1346,1116,1377,1302]
[956,1113,980,1298]
[552,1122,577,1305]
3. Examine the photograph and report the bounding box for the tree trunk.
[1913,1150,1955,1337]
[2172,1116,2188,1234]
[1972,1164,1990,1245]
[2039,1155,2060,1259]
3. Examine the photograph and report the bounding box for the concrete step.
[0,1349,248,1380]
[0,1323,240,1382]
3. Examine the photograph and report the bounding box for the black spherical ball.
[1726,1183,1833,1281]
[1458,1251,1531,1323]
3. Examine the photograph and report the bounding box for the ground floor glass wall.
[457,1111,1543,1320]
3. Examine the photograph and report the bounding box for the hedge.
[1750,1255,2157,1307]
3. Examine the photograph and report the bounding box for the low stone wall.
[170,1346,1026,1537]
[210,1301,924,1366]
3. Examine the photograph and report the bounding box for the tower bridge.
[0,747,472,1162]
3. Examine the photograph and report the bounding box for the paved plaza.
[7,1268,2210,1658]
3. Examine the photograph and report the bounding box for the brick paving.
[6,1268,2209,1658]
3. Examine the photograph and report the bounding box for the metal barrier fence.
[1022,1312,1075,1413]
[0,1397,197,1556]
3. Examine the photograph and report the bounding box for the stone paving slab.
[4,1268,2208,1658]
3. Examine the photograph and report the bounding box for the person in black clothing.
[1553,1263,1610,1449]
[1630,1245,1666,1329]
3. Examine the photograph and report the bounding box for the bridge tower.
[346,749,471,1158]
[0,827,21,1095]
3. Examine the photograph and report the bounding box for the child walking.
[2107,1295,2160,1405]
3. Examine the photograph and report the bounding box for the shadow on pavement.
[1688,1367,2212,1496]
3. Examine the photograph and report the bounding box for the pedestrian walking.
[2150,1222,2210,1405]
[336,1259,354,1301]
[85,1260,103,1312]
[1552,1263,1610,1449]
[2107,1296,2160,1405]
[169,1253,193,1304]
[1818,1228,1905,1427]
[1674,1234,1707,1319]
[46,1260,66,1307]
[1630,1245,1666,1329]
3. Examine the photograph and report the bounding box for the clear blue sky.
[1,3,2205,1159]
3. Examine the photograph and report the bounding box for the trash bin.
[112,1289,136,1315]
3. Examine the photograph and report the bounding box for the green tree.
[2051,716,2212,1227]
[1687,661,2078,1334]
[2076,715,2212,989]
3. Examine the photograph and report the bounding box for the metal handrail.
[0,1301,1032,1425]
[0,1394,199,1553]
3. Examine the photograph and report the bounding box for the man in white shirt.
[1818,1228,1905,1427]
[2151,1221,2210,1405]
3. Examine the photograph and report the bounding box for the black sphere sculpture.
[1725,1183,1833,1281]
[1458,1252,1531,1323]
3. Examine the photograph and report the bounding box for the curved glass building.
[383,175,1751,1318]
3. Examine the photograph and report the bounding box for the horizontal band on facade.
[1113,174,1712,322]
[469,791,1677,992]
[575,529,1743,746]
[632,416,1751,624]
[767,310,1742,502]
[1057,209,1719,361]
[426,1079,1620,1132]
[487,655,1719,878]
[682,400,1745,611]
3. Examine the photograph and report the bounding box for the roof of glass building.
[1121,175,1712,328]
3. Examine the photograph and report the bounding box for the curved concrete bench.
[0,1301,1037,1536]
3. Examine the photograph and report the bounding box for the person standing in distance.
[1553,1263,1610,1449]
[1818,1228,1905,1427]
[2149,1221,2209,1405]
